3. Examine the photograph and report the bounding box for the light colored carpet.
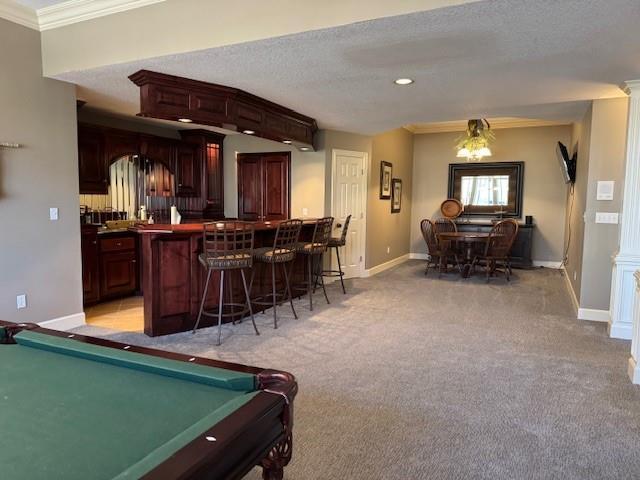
[73,261,640,479]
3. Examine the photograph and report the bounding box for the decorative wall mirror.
[447,162,524,217]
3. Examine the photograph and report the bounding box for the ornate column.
[628,271,640,383]
[609,80,640,339]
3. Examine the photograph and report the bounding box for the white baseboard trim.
[577,308,610,323]
[561,267,579,315]
[363,254,410,277]
[628,357,640,384]
[608,322,632,340]
[38,312,86,331]
[409,253,429,260]
[533,260,562,269]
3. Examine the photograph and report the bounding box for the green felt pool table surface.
[0,327,294,480]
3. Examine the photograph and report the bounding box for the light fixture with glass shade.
[455,119,494,162]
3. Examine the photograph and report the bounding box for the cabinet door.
[262,153,290,220]
[204,141,224,216]
[81,227,100,304]
[237,154,263,220]
[78,127,107,194]
[175,142,200,197]
[100,251,137,298]
[141,136,173,167]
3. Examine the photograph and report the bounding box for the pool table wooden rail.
[0,320,297,480]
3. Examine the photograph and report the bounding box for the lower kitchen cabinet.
[100,251,137,299]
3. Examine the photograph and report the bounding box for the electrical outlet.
[49,207,59,221]
[302,208,308,217]
[573,271,577,281]
[595,212,619,224]
[16,294,26,309]
[386,246,390,254]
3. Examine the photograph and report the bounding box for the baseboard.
[38,312,86,331]
[561,267,579,315]
[533,260,562,269]
[628,357,640,384]
[409,252,429,260]
[608,322,632,340]
[363,254,410,277]
[577,308,610,323]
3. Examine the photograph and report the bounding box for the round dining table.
[437,231,492,278]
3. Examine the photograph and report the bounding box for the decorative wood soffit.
[129,70,317,150]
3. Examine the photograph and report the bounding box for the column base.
[609,254,640,340]
[628,357,640,384]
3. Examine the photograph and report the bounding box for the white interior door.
[331,149,368,278]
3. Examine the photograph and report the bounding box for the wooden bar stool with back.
[294,217,334,311]
[193,221,259,345]
[320,214,351,294]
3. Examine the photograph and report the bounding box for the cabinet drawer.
[100,236,135,252]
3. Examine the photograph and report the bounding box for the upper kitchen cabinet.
[174,141,200,197]
[78,125,107,194]
[129,70,317,149]
[105,130,139,163]
[179,130,225,217]
[140,135,173,168]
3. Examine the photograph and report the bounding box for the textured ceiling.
[57,0,640,135]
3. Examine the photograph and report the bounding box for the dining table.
[437,231,492,278]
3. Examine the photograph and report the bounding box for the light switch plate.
[595,212,619,224]
[597,181,615,200]
[49,207,59,221]
[16,294,26,309]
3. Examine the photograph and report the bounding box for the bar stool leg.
[193,268,212,334]
[335,245,346,294]
[281,262,297,319]
[271,262,278,329]
[217,270,225,346]
[240,269,259,335]
[316,253,330,305]
[307,254,313,311]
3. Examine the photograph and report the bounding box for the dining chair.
[471,219,519,282]
[420,219,458,277]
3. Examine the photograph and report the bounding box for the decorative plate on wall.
[440,198,463,218]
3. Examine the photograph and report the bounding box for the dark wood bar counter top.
[133,219,317,336]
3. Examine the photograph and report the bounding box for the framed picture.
[380,161,392,199]
[391,178,402,213]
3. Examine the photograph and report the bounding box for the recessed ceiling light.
[283,140,292,144]
[177,118,193,123]
[243,129,255,135]
[394,78,414,86]
[300,147,310,151]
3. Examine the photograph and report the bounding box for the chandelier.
[456,119,494,161]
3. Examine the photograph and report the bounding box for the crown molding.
[38,0,165,30]
[0,0,39,30]
[405,117,571,134]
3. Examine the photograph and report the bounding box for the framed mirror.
[447,162,524,217]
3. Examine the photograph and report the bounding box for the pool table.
[0,320,297,480]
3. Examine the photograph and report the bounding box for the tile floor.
[84,296,143,332]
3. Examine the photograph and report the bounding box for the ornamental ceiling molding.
[0,0,165,31]
[404,117,571,134]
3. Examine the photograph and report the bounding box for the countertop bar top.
[132,219,318,234]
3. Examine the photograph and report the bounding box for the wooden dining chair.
[420,219,458,277]
[471,219,519,282]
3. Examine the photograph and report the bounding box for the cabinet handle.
[178,183,183,187]
[116,242,122,246]
[131,259,137,263]
[92,241,97,245]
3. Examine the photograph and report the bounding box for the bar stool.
[321,214,351,294]
[295,217,334,311]
[251,219,303,329]
[193,221,258,345]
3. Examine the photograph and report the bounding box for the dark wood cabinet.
[78,126,107,194]
[237,152,290,221]
[180,130,225,218]
[99,234,138,299]
[456,221,535,268]
[105,130,139,164]
[81,225,100,304]
[140,135,173,168]
[174,142,199,197]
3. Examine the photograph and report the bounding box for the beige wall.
[411,125,572,262]
[223,134,325,219]
[39,0,474,76]
[565,106,592,300]
[576,98,629,310]
[0,18,82,323]
[367,128,414,268]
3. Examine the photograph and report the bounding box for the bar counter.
[133,220,317,336]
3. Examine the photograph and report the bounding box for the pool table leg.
[261,433,292,480]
